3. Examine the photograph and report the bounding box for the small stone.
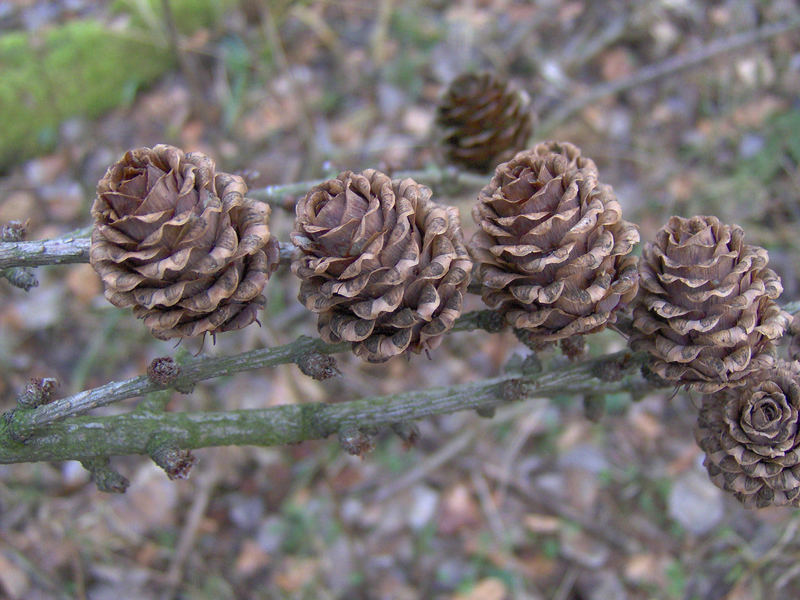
[229,495,265,529]
[560,528,610,569]
[408,485,439,531]
[668,469,724,535]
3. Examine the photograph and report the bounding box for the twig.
[483,463,640,554]
[539,16,800,135]
[248,166,489,209]
[0,235,294,271]
[161,468,218,600]
[6,310,495,430]
[160,0,208,120]
[0,348,656,465]
[0,165,487,271]
[372,423,478,502]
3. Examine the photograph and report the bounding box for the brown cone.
[436,72,534,173]
[90,145,280,340]
[470,148,639,343]
[631,215,789,392]
[291,170,472,362]
[696,361,800,508]
[528,140,598,175]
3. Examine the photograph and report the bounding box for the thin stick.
[0,348,654,464]
[539,16,800,134]
[161,469,218,600]
[9,311,494,429]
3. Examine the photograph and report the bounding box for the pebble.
[667,468,724,535]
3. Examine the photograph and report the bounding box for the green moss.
[112,0,231,36]
[0,20,170,170]
[0,0,235,171]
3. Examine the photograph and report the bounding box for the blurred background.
[1,1,800,598]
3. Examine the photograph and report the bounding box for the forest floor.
[1,1,800,599]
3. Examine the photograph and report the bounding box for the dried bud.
[513,328,553,352]
[292,170,472,362]
[472,148,639,344]
[559,336,586,361]
[90,144,280,340]
[500,378,527,402]
[296,351,339,380]
[149,443,197,480]
[631,215,789,392]
[1,220,27,242]
[475,405,496,418]
[338,426,377,458]
[591,352,635,382]
[475,309,506,333]
[582,394,606,422]
[436,72,534,172]
[147,356,180,386]
[390,422,421,449]
[81,457,130,494]
[3,267,38,291]
[17,377,59,408]
[696,361,800,508]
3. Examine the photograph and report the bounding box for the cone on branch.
[90,145,279,340]
[436,71,534,173]
[470,147,639,344]
[291,169,472,362]
[631,215,789,392]
[527,140,598,175]
[696,361,800,508]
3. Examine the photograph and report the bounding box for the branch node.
[559,335,586,361]
[174,381,195,394]
[1,220,28,242]
[3,267,39,291]
[500,378,528,402]
[591,350,636,382]
[296,351,340,380]
[17,377,59,408]
[81,457,130,493]
[338,425,377,458]
[148,440,197,480]
[475,310,506,333]
[1,221,38,290]
[390,422,420,449]
[521,354,543,375]
[3,409,34,443]
[147,357,181,386]
[513,328,553,352]
[640,361,669,388]
[582,394,606,422]
[475,405,496,419]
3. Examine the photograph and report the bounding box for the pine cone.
[470,148,639,343]
[291,170,472,362]
[90,145,279,340]
[631,215,788,392]
[528,140,598,175]
[696,361,800,508]
[436,72,534,173]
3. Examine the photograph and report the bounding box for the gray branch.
[5,311,497,433]
[0,348,654,464]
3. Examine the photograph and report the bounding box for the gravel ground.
[2,1,800,599]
